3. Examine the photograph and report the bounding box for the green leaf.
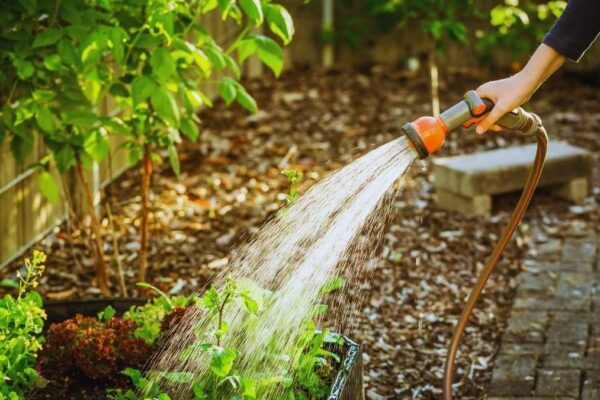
[185,90,204,109]
[255,36,284,77]
[14,59,34,80]
[203,44,226,70]
[151,48,176,82]
[32,90,56,102]
[109,83,129,98]
[0,278,18,288]
[217,0,234,18]
[236,85,258,113]
[240,291,259,313]
[168,144,180,176]
[151,88,180,127]
[131,76,157,106]
[202,287,219,313]
[218,78,237,105]
[180,118,199,141]
[11,131,34,163]
[242,377,257,397]
[210,347,237,377]
[239,0,263,24]
[35,108,55,133]
[32,28,63,48]
[54,145,76,173]
[264,4,295,44]
[98,305,116,321]
[84,129,110,162]
[223,53,241,79]
[192,48,211,75]
[236,38,257,64]
[109,27,127,64]
[43,54,62,71]
[319,277,345,295]
[82,75,101,103]
[58,39,79,66]
[122,368,142,386]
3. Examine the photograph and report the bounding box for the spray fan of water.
[146,136,416,398]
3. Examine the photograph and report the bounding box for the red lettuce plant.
[40,315,153,381]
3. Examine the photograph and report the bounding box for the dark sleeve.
[543,0,600,62]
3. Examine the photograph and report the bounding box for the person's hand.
[475,71,539,134]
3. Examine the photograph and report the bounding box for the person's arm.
[476,0,600,134]
[475,44,565,134]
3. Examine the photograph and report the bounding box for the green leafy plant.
[477,0,566,64]
[281,169,303,205]
[82,0,295,283]
[0,251,47,399]
[0,0,295,292]
[124,283,193,345]
[115,275,345,400]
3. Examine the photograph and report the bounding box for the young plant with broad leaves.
[102,0,295,283]
[113,275,345,400]
[0,0,294,293]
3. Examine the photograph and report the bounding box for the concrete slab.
[432,141,592,197]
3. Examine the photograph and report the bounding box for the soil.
[2,65,599,399]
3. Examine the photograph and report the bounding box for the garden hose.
[400,91,549,400]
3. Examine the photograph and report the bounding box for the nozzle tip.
[401,123,429,159]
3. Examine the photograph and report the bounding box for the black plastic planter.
[44,299,365,399]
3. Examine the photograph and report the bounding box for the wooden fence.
[1,1,599,267]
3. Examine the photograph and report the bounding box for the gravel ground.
[1,66,599,399]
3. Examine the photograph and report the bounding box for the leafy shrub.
[0,251,47,399]
[477,0,566,63]
[123,283,193,345]
[0,0,295,292]
[40,314,153,381]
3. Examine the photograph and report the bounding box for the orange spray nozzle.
[402,116,448,159]
[401,90,491,159]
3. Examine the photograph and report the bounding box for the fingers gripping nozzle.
[401,90,544,159]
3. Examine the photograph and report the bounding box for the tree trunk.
[75,157,111,296]
[138,143,152,283]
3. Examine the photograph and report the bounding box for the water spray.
[401,91,548,400]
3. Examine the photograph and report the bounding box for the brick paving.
[488,235,600,400]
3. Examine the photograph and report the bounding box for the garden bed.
[2,67,599,398]
[28,298,364,400]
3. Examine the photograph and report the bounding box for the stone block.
[524,261,593,273]
[583,371,600,400]
[500,342,543,356]
[562,238,598,263]
[504,311,548,343]
[513,294,590,312]
[542,344,585,369]
[546,321,588,346]
[535,369,581,397]
[432,141,592,197]
[434,188,491,216]
[489,355,537,397]
[556,272,595,298]
[549,177,589,203]
[516,271,556,295]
